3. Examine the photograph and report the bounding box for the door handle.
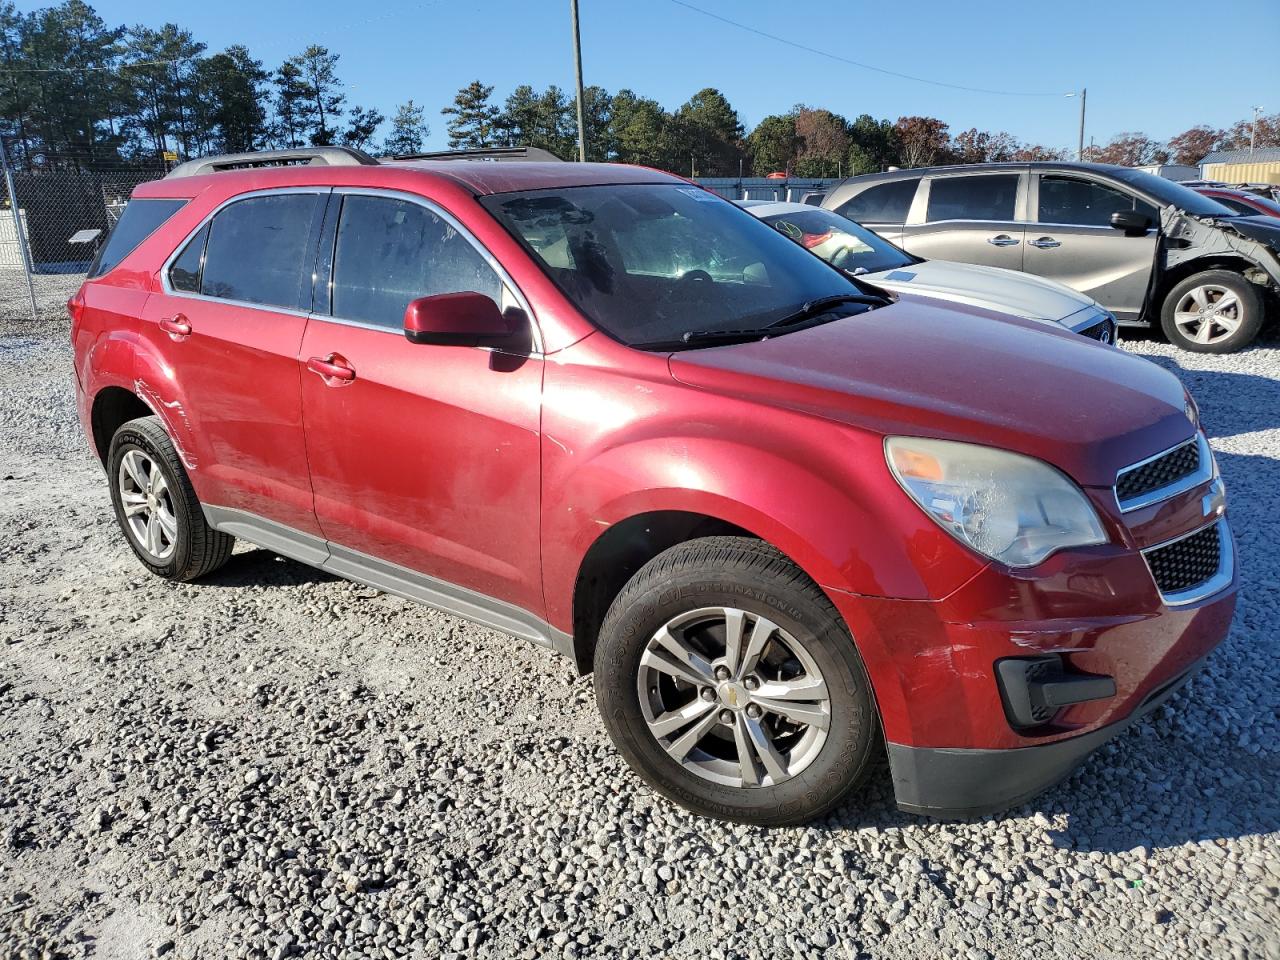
[306,354,356,385]
[159,314,191,340]
[987,235,1020,246]
[1029,237,1062,249]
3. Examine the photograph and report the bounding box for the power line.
[664,0,1062,98]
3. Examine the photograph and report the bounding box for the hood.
[668,296,1191,488]
[1217,213,1280,252]
[865,259,1097,325]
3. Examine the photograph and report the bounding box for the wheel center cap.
[718,681,747,709]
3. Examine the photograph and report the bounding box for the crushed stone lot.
[1,298,1278,960]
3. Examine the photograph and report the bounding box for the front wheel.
[593,537,879,825]
[1160,270,1263,353]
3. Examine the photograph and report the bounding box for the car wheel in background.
[1161,270,1263,353]
[108,415,234,581]
[593,536,879,825]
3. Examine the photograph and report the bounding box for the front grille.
[1078,319,1114,344]
[1116,438,1200,505]
[1145,523,1222,596]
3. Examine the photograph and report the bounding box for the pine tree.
[383,100,428,156]
[442,80,499,149]
[342,105,383,150]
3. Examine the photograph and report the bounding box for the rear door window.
[330,194,505,329]
[168,223,208,293]
[1038,176,1158,227]
[88,198,187,278]
[200,193,324,310]
[926,174,1019,222]
[835,179,918,223]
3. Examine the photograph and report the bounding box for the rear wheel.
[1161,270,1263,353]
[107,416,234,581]
[593,536,878,825]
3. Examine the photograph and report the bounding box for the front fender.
[540,428,987,632]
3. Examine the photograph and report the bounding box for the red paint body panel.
[298,318,544,614]
[1195,187,1280,219]
[74,159,1238,771]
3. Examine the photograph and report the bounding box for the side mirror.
[404,292,516,347]
[1110,210,1151,234]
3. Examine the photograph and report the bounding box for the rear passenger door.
[298,190,545,616]
[142,189,327,538]
[830,178,919,245]
[1026,173,1159,319]
[898,172,1026,270]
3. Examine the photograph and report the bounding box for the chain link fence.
[0,144,163,322]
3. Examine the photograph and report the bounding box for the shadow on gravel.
[1132,353,1280,440]
[200,548,337,589]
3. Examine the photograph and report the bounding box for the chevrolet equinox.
[70,147,1237,825]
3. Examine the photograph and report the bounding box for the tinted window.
[88,198,186,278]
[927,174,1019,222]
[168,223,208,293]
[1105,167,1236,216]
[835,179,918,223]
[1038,176,1157,227]
[201,193,323,309]
[761,208,913,274]
[482,184,866,348]
[331,195,505,329]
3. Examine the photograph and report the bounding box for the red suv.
[71,147,1237,825]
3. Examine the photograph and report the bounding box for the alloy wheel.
[636,606,831,788]
[118,449,178,562]
[1173,284,1243,346]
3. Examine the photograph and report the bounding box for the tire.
[107,415,234,581]
[593,536,879,825]
[1160,269,1263,353]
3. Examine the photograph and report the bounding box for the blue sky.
[75,0,1280,151]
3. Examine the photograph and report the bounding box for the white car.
[740,200,1117,343]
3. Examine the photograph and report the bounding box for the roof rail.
[166,146,379,179]
[389,146,564,163]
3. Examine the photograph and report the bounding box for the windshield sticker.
[678,187,719,202]
[885,270,917,281]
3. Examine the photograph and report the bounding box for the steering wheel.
[657,269,715,312]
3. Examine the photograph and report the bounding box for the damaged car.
[822,162,1280,352]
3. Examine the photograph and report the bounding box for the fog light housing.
[995,656,1117,730]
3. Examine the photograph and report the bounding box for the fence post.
[0,138,39,322]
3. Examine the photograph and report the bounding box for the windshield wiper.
[766,293,888,329]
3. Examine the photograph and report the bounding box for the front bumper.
[887,654,1203,818]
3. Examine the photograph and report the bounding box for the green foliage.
[197,45,269,154]
[442,80,500,149]
[745,114,794,175]
[342,105,383,151]
[383,100,428,156]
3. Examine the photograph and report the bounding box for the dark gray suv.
[823,162,1280,352]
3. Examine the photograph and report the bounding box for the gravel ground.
[1,305,1278,960]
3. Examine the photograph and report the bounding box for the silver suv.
[823,162,1280,352]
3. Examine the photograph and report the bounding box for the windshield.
[1105,167,1237,217]
[758,207,914,274]
[480,184,865,348]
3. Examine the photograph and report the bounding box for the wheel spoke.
[648,698,717,738]
[1195,319,1214,343]
[122,452,148,490]
[149,469,168,498]
[154,507,178,540]
[1211,292,1239,316]
[743,715,789,782]
[1173,310,1200,329]
[721,607,747,674]
[640,647,713,688]
[754,674,828,702]
[738,615,777,678]
[123,500,149,518]
[753,697,830,731]
[649,626,716,684]
[663,707,723,761]
[1190,286,1209,310]
[733,714,762,787]
[146,514,162,555]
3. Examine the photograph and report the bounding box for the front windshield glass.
[480,184,864,347]
[759,207,914,274]
[1106,167,1237,217]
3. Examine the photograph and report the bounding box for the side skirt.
[203,505,573,658]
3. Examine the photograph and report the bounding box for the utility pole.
[1077,88,1087,161]
[570,0,587,162]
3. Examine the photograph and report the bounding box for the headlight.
[886,437,1107,568]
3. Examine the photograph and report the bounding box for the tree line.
[2,1,1277,176]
